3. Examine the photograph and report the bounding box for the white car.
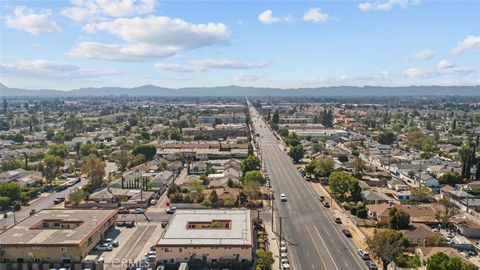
[95,243,113,251]
[132,208,144,214]
[104,238,119,247]
[282,263,291,270]
[357,249,370,260]
[280,241,287,252]
[280,193,287,202]
[145,254,156,262]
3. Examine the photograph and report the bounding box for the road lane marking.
[313,225,340,270]
[306,227,329,270]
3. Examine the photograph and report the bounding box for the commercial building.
[0,209,117,263]
[155,209,252,264]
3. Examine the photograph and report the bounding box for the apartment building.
[0,209,117,263]
[155,209,252,264]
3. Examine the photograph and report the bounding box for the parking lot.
[90,220,166,270]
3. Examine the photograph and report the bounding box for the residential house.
[361,190,392,204]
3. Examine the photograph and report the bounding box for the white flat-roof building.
[155,209,252,264]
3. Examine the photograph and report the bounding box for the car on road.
[366,260,378,270]
[104,238,119,247]
[166,207,177,214]
[56,185,68,192]
[322,200,330,208]
[335,217,342,224]
[29,209,36,215]
[161,221,168,228]
[132,208,144,214]
[95,243,113,251]
[342,228,352,237]
[319,196,325,202]
[280,193,287,202]
[118,207,129,214]
[116,221,125,227]
[357,249,370,260]
[53,197,65,204]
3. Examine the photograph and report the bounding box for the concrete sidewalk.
[264,217,281,269]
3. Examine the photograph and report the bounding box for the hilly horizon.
[1,82,480,97]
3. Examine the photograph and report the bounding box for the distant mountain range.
[1,83,479,97]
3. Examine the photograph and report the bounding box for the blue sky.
[0,0,479,90]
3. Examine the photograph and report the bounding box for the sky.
[0,0,479,90]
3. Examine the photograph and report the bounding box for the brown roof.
[395,204,437,223]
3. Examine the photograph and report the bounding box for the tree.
[114,148,132,172]
[389,209,410,230]
[272,110,280,125]
[378,131,396,145]
[311,157,334,178]
[256,248,274,269]
[43,154,64,185]
[439,171,464,186]
[284,133,300,147]
[209,189,219,207]
[68,189,86,206]
[411,185,433,202]
[338,154,349,163]
[132,144,157,161]
[436,197,460,229]
[321,109,334,128]
[48,144,70,158]
[79,143,98,158]
[367,230,409,270]
[244,170,264,184]
[427,252,478,270]
[187,180,204,202]
[289,145,304,163]
[0,182,22,205]
[240,155,260,173]
[243,181,261,201]
[81,155,106,190]
[278,128,289,137]
[328,172,360,201]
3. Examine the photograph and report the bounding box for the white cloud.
[4,6,61,35]
[69,16,230,61]
[67,42,178,61]
[1,58,117,79]
[413,49,435,60]
[404,68,432,78]
[155,58,269,73]
[358,0,420,12]
[452,35,480,55]
[234,73,261,82]
[258,10,292,24]
[258,10,280,24]
[62,0,156,21]
[302,8,330,23]
[437,59,454,70]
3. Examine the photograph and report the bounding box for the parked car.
[366,260,378,270]
[322,200,330,208]
[29,209,36,215]
[104,238,119,247]
[319,196,325,202]
[118,207,129,214]
[116,221,125,227]
[145,255,156,262]
[357,249,370,260]
[125,221,135,228]
[95,243,113,251]
[132,208,144,214]
[150,199,157,205]
[335,217,342,224]
[282,263,290,270]
[280,193,287,202]
[53,197,65,204]
[166,207,176,214]
[161,221,168,228]
[342,229,352,237]
[280,241,287,253]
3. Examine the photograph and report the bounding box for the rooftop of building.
[0,209,117,246]
[157,209,252,247]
